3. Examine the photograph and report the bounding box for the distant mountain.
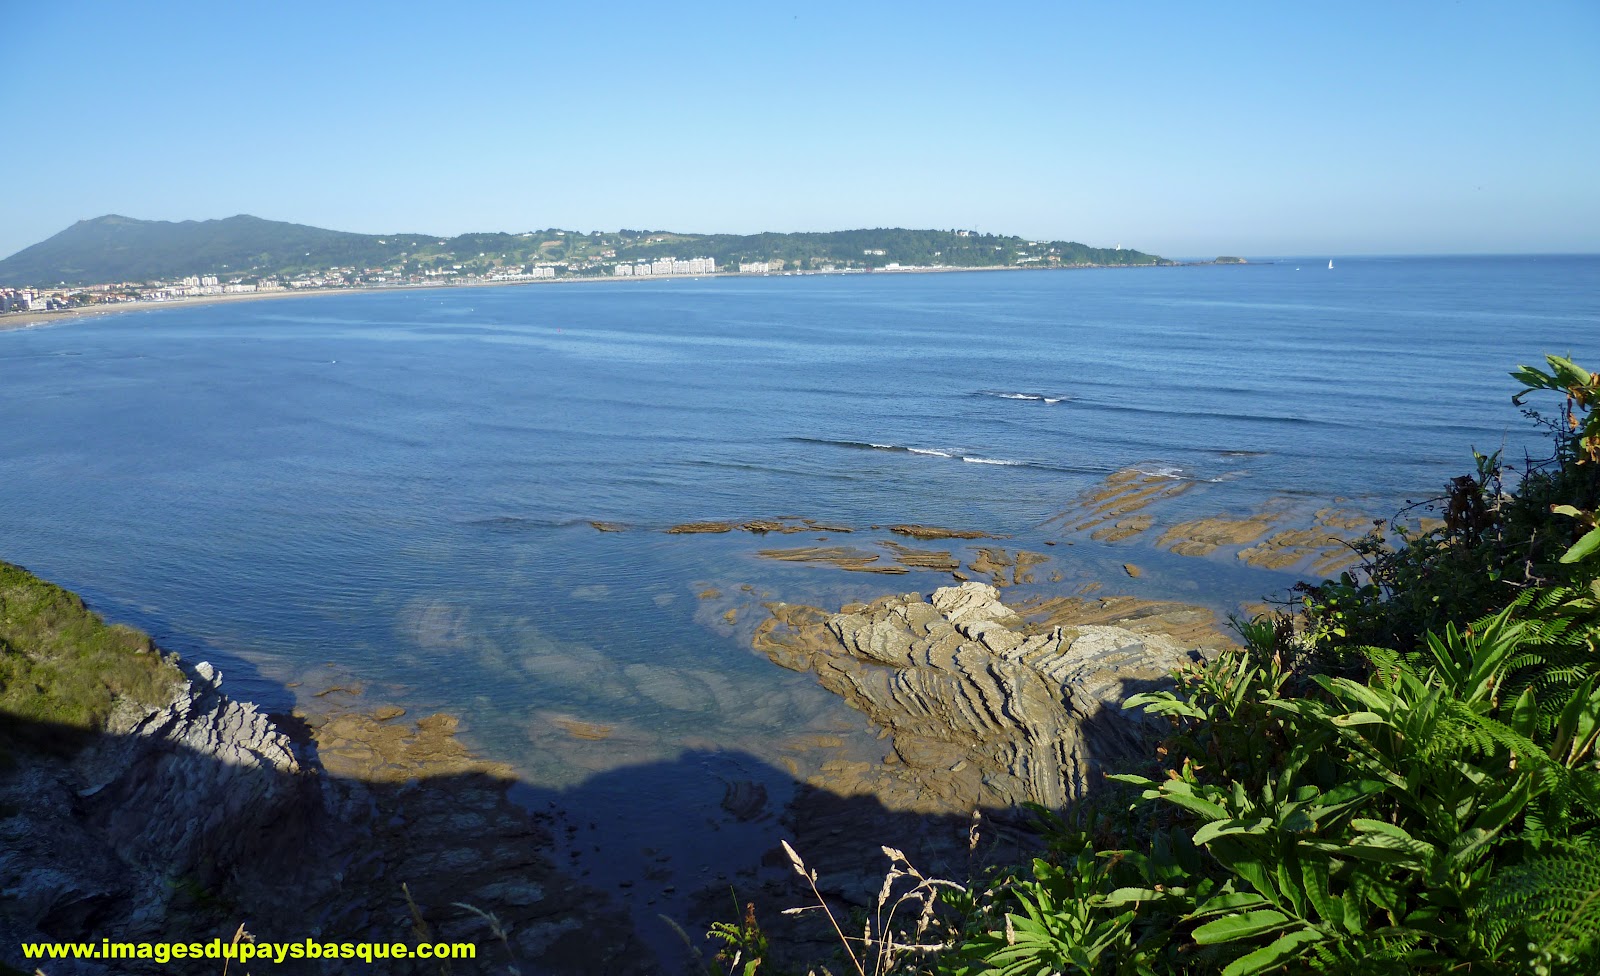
[0,214,432,286]
[0,215,1164,287]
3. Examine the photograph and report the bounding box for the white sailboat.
[1328,259,1334,270]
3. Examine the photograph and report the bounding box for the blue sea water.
[2,257,1598,874]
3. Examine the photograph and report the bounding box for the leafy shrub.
[939,356,1600,975]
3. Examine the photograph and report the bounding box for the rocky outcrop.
[0,662,320,975]
[81,662,312,891]
[754,583,1204,813]
[0,662,649,976]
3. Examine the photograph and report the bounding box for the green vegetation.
[0,215,1163,287]
[614,229,1161,272]
[742,355,1600,974]
[0,560,183,755]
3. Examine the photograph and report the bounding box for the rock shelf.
[753,583,1205,814]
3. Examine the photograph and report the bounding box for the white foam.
[985,391,1064,403]
[963,456,1023,466]
[1140,465,1188,479]
[908,448,954,458]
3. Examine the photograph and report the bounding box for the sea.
[3,255,1598,923]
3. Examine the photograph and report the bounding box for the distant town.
[0,217,1167,318]
[1,256,733,316]
[0,248,1087,318]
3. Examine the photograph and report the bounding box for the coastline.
[0,547,1211,974]
[0,284,394,332]
[0,261,1165,334]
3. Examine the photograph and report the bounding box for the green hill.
[0,214,438,286]
[615,228,1161,271]
[0,215,1164,287]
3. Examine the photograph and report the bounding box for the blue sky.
[1,0,1595,259]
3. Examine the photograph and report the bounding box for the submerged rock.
[885,524,999,541]
[666,521,736,534]
[1050,467,1195,538]
[1158,514,1279,556]
[966,546,1050,586]
[757,545,910,574]
[1014,592,1235,652]
[666,516,857,536]
[876,540,960,571]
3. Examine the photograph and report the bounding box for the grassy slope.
[0,560,183,754]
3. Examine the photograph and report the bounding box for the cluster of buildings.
[1,275,291,315]
[611,256,717,278]
[486,266,557,281]
[1,249,840,320]
[0,288,56,312]
[144,275,283,299]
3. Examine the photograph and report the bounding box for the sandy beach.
[0,262,1163,334]
[0,273,767,332]
[0,282,438,332]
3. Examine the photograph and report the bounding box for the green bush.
[937,356,1600,976]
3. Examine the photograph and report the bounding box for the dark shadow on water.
[0,659,1172,976]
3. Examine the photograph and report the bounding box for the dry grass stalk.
[781,840,868,976]
[452,901,521,976]
[403,883,452,976]
[658,913,708,972]
[781,830,973,976]
[220,922,252,976]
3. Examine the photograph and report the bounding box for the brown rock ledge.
[886,523,1000,541]
[1157,514,1280,556]
[757,545,911,573]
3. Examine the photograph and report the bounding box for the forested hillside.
[0,215,1162,287]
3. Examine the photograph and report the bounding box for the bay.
[2,257,1597,878]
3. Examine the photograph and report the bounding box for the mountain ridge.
[0,214,1165,287]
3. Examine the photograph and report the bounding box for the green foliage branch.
[935,356,1600,976]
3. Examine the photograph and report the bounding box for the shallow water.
[3,258,1599,932]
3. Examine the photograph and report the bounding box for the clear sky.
[1,0,1596,259]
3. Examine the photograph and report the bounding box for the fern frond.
[1476,847,1600,960]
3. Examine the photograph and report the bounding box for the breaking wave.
[787,437,1111,475]
[1132,463,1232,483]
[976,390,1068,404]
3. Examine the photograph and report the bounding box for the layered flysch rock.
[755,582,1203,812]
[80,661,311,889]
[0,661,317,976]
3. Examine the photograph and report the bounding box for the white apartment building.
[625,256,715,277]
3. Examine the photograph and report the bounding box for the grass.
[0,559,184,755]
